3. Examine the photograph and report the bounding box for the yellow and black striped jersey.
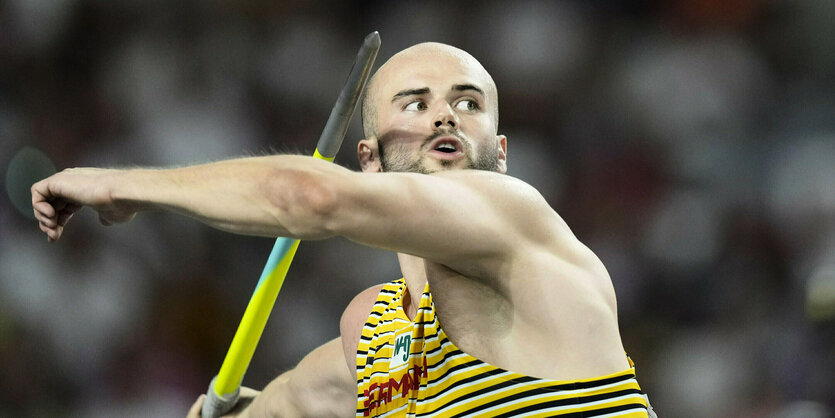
[355,279,651,417]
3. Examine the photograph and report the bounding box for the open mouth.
[434,142,458,153]
[429,137,463,155]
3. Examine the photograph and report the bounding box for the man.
[32,43,655,417]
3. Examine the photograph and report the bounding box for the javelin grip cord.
[201,31,380,418]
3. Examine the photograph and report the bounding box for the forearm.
[112,155,344,238]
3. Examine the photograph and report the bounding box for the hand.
[31,168,137,242]
[187,387,260,418]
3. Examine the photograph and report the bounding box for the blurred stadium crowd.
[1,1,834,417]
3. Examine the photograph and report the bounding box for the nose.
[433,103,458,129]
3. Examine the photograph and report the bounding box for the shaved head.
[361,43,499,139]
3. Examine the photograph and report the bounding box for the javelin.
[201,31,381,418]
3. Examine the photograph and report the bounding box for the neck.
[397,253,427,319]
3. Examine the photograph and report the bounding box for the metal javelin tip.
[314,31,381,159]
[365,31,381,48]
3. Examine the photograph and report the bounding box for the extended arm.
[31,156,348,241]
[184,281,383,418]
[32,155,572,274]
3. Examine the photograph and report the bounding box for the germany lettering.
[362,357,429,416]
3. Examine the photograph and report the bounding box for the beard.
[379,131,499,174]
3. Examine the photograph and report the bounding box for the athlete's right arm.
[186,284,381,418]
[258,337,358,417]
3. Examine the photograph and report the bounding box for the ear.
[496,135,508,174]
[358,138,383,173]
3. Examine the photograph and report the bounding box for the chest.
[421,262,514,360]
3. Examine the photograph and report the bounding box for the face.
[359,44,507,174]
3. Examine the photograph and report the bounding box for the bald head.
[361,42,499,139]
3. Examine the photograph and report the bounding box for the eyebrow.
[451,84,484,96]
[391,87,430,102]
[391,84,486,102]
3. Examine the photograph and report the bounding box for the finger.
[34,212,51,230]
[39,221,57,234]
[33,207,44,224]
[47,225,61,241]
[39,214,58,228]
[39,222,59,242]
[187,394,205,418]
[31,182,53,207]
[33,201,56,218]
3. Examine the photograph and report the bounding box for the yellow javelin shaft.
[213,152,333,396]
[201,32,379,418]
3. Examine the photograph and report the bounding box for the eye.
[404,100,427,111]
[455,99,479,112]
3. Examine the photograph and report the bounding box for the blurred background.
[1,1,834,417]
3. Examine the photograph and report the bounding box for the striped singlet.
[355,279,651,417]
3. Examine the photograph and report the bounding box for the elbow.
[300,180,341,237]
[265,169,341,239]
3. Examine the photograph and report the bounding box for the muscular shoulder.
[435,170,552,210]
[339,283,385,379]
[432,171,575,245]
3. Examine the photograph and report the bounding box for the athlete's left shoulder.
[437,170,572,242]
[433,170,545,202]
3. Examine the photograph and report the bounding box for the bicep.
[330,173,504,263]
[328,171,557,272]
